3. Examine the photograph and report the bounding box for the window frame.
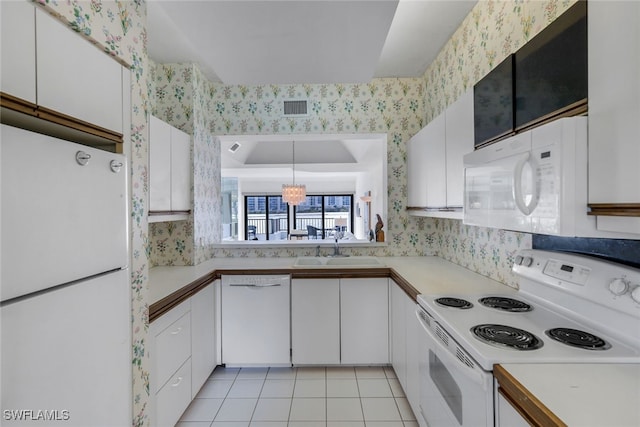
[293,194,354,238]
[244,195,290,241]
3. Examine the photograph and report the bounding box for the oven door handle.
[416,309,488,388]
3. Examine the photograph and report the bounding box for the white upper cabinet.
[150,116,172,211]
[170,126,192,211]
[406,126,429,208]
[424,113,448,208]
[35,8,123,134]
[1,1,36,103]
[149,115,191,218]
[445,89,474,207]
[407,113,445,208]
[587,1,640,231]
[407,89,474,218]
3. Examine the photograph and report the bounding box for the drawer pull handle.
[229,283,281,287]
[171,377,183,387]
[170,327,182,335]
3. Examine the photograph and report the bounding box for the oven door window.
[430,349,463,424]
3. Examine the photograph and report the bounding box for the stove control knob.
[515,255,524,265]
[631,286,640,304]
[608,278,629,296]
[521,256,533,267]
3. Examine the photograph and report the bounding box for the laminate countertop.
[149,255,514,310]
[496,363,640,427]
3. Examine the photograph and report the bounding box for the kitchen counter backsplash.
[151,216,530,289]
[432,219,531,288]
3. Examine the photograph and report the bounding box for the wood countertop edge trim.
[493,364,568,427]
[149,266,420,322]
[149,272,217,323]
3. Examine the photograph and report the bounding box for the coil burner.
[546,328,611,350]
[434,297,473,309]
[479,296,533,312]
[472,324,543,350]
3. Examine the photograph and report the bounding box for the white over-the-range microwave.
[463,116,634,239]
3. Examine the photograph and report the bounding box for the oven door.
[416,306,494,427]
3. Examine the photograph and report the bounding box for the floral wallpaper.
[423,0,577,121]
[149,72,432,266]
[25,0,578,425]
[148,0,574,286]
[32,0,151,426]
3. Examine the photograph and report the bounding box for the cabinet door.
[445,89,474,207]
[407,127,428,208]
[424,114,447,208]
[340,278,389,364]
[35,8,123,133]
[191,283,216,398]
[405,299,421,421]
[1,1,36,103]
[149,115,172,211]
[496,389,530,427]
[291,279,340,365]
[390,281,407,389]
[588,1,640,229]
[170,126,191,211]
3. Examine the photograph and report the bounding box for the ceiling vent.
[282,99,309,117]
[228,142,241,153]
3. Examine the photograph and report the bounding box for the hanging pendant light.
[282,140,306,205]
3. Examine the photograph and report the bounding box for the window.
[245,195,289,240]
[294,195,353,239]
[243,194,354,241]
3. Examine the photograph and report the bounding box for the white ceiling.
[147,0,477,85]
[219,133,386,180]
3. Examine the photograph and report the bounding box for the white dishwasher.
[221,274,291,366]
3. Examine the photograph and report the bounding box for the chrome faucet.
[331,232,348,257]
[333,234,341,257]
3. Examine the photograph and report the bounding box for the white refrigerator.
[1,124,131,426]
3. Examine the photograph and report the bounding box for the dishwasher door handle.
[229,283,282,287]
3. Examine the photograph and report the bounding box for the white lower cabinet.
[291,277,389,365]
[341,278,389,364]
[155,359,192,427]
[390,281,408,388]
[495,389,530,427]
[390,280,421,424]
[151,300,191,427]
[406,298,421,423]
[150,283,217,426]
[291,278,340,364]
[191,283,216,397]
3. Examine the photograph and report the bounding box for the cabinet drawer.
[155,358,192,427]
[154,311,191,392]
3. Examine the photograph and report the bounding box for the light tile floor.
[177,366,418,427]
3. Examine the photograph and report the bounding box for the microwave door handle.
[415,310,487,387]
[513,152,539,215]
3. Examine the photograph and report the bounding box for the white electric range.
[414,249,640,427]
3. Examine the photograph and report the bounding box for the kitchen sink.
[293,256,384,268]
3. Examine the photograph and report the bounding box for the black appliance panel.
[515,0,587,130]
[473,55,515,148]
